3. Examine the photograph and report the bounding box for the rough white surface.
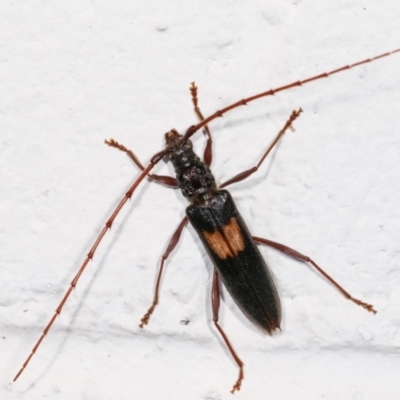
[1,1,400,399]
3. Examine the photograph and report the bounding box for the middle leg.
[253,236,376,314]
[139,216,189,327]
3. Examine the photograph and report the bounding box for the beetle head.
[165,129,197,169]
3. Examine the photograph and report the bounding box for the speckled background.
[1,1,400,399]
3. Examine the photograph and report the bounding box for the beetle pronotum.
[14,47,400,392]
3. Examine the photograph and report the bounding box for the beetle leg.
[220,108,302,188]
[139,216,189,328]
[211,269,244,393]
[190,82,213,167]
[253,236,377,314]
[105,138,178,187]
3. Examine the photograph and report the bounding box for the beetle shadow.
[19,165,173,388]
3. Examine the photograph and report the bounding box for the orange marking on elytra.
[224,218,245,254]
[204,218,245,259]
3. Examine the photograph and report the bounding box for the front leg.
[190,82,213,167]
[220,109,302,188]
[105,138,178,187]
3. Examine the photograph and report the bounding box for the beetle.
[13,48,399,392]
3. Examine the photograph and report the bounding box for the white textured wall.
[1,2,400,399]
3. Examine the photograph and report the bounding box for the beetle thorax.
[165,129,217,202]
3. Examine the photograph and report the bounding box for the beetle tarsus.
[350,298,377,314]
[230,368,244,394]
[139,305,155,328]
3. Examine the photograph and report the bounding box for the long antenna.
[183,47,400,141]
